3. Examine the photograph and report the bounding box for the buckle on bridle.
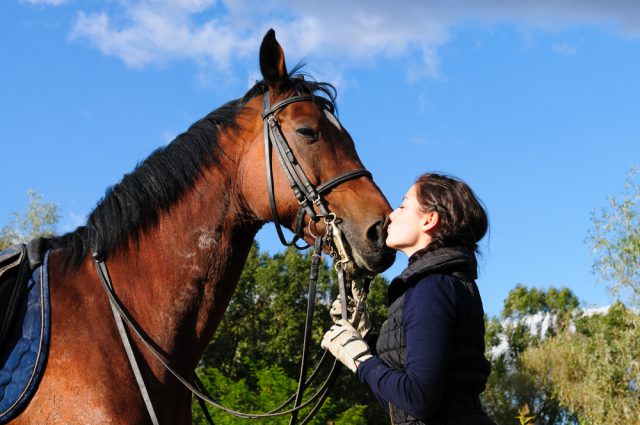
[267,115,279,127]
[298,197,311,207]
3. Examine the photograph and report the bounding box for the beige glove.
[321,319,373,373]
[329,288,371,337]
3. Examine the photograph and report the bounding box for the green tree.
[503,284,579,332]
[193,243,390,424]
[518,169,640,424]
[523,303,640,424]
[587,166,640,306]
[1,189,60,249]
[483,285,580,424]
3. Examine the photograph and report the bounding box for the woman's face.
[386,184,432,257]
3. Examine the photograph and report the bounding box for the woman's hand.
[329,287,371,338]
[321,319,372,373]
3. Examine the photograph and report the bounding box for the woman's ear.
[422,211,439,234]
[259,29,290,92]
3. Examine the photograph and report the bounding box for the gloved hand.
[321,319,373,373]
[329,287,371,338]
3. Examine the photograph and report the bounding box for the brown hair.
[414,173,488,253]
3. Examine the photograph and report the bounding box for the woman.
[322,172,495,425]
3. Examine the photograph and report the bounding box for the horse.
[11,30,395,424]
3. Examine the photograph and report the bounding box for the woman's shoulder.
[410,274,484,325]
[412,273,481,308]
[401,274,459,327]
[412,273,460,293]
[387,247,478,304]
[407,274,460,308]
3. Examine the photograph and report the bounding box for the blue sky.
[2,1,639,317]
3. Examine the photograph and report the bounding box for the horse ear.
[259,29,289,92]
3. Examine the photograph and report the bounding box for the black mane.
[49,69,337,267]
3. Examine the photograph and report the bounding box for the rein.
[93,91,372,424]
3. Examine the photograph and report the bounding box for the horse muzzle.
[333,218,396,278]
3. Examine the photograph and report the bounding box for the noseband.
[93,91,372,425]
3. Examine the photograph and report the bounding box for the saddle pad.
[0,250,50,424]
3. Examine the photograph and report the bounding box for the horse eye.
[296,127,319,141]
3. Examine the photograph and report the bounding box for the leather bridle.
[93,91,372,425]
[262,91,371,249]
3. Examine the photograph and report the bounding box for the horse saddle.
[0,240,51,424]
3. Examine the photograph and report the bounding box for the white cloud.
[71,5,256,69]
[67,1,640,78]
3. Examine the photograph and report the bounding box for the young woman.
[322,173,496,425]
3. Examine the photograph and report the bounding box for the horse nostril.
[366,220,385,245]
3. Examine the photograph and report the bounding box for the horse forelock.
[48,69,339,268]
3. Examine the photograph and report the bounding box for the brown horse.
[14,30,394,424]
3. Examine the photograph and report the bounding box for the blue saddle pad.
[0,250,51,424]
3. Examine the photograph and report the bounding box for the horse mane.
[48,67,337,268]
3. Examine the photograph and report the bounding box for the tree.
[587,166,640,306]
[193,243,390,424]
[518,168,640,424]
[482,285,580,424]
[0,189,60,249]
[523,303,640,424]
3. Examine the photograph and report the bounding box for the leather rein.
[93,91,371,424]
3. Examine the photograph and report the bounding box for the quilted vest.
[376,247,495,425]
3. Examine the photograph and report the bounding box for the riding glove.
[321,319,372,373]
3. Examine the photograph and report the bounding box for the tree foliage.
[483,285,580,424]
[193,243,390,424]
[523,303,640,424]
[587,166,640,306]
[0,189,60,249]
[503,284,579,321]
[495,166,640,424]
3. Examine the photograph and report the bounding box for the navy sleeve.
[357,275,457,420]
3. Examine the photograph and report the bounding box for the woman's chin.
[384,238,396,251]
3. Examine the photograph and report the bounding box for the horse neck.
[104,159,261,377]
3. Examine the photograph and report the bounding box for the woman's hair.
[414,172,488,253]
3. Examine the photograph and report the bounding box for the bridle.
[93,91,373,424]
[262,91,371,249]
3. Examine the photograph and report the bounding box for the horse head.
[238,30,395,276]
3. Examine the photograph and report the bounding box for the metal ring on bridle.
[307,219,319,238]
[323,212,337,224]
[334,259,349,272]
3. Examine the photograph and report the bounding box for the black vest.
[376,247,495,425]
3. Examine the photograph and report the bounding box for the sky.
[2,0,639,317]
